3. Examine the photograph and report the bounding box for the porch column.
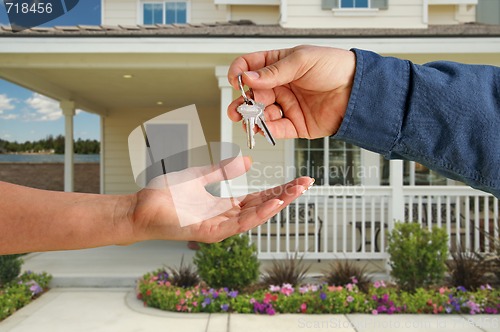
[215,66,234,197]
[215,66,232,145]
[390,160,405,224]
[60,100,75,192]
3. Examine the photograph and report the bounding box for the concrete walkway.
[0,288,498,332]
[7,241,496,332]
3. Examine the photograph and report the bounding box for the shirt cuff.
[333,48,410,159]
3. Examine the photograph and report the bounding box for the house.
[0,0,498,262]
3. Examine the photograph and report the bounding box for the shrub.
[387,222,448,292]
[166,256,200,288]
[0,255,23,287]
[262,253,310,287]
[322,260,371,293]
[193,234,259,290]
[446,246,490,291]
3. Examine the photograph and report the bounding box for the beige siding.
[428,4,476,25]
[230,5,280,24]
[285,0,426,28]
[103,0,228,25]
[191,0,228,23]
[102,0,137,25]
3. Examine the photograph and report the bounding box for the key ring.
[238,75,251,104]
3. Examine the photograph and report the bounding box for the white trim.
[423,0,429,25]
[280,0,287,25]
[100,0,105,25]
[333,9,379,16]
[2,37,499,54]
[100,114,105,194]
[284,139,294,182]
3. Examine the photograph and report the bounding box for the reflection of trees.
[0,135,100,154]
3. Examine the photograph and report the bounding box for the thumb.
[241,55,302,90]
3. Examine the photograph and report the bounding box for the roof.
[1,21,500,38]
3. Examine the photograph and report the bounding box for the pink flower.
[299,286,309,294]
[300,303,307,313]
[346,283,353,292]
[176,304,182,311]
[372,309,378,315]
[351,277,358,284]
[269,285,281,292]
[185,291,193,299]
[180,298,186,305]
[192,301,198,307]
[175,290,181,296]
[346,296,354,303]
[373,281,381,289]
[165,281,171,287]
[439,287,446,295]
[281,284,294,296]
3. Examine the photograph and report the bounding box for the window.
[380,159,447,186]
[143,1,187,25]
[340,0,369,8]
[295,137,361,186]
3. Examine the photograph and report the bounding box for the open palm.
[131,157,312,243]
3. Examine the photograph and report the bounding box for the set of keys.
[236,75,276,149]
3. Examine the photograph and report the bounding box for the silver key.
[237,100,262,149]
[236,75,276,149]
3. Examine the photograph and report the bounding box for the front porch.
[249,183,499,261]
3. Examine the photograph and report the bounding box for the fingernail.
[244,71,260,80]
[278,200,284,206]
[308,178,315,189]
[302,189,308,194]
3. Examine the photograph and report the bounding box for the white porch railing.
[248,186,498,260]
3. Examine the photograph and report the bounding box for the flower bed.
[0,271,52,321]
[137,270,500,315]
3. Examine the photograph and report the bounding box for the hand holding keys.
[236,75,276,149]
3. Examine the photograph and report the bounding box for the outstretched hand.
[131,156,314,243]
[227,45,356,140]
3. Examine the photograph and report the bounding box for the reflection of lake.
[0,154,100,163]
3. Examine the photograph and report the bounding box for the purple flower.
[202,297,211,308]
[457,286,467,292]
[320,292,327,301]
[266,307,276,315]
[350,277,358,284]
[221,304,229,312]
[27,281,43,296]
[228,290,239,298]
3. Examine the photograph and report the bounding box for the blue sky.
[0,0,101,142]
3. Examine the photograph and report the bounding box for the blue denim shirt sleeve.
[334,48,500,198]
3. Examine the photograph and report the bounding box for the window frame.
[139,0,191,25]
[290,137,365,186]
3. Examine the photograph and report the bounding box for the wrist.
[113,193,141,246]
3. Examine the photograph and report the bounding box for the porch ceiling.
[0,53,236,115]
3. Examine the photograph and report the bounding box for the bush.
[262,253,310,287]
[193,235,259,290]
[0,255,23,287]
[0,271,52,321]
[322,260,371,293]
[446,246,490,291]
[387,222,448,292]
